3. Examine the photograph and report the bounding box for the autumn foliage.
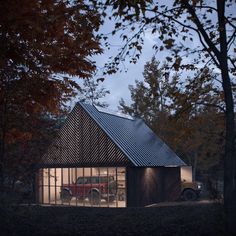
[98,1,235,233]
[119,57,225,181]
[0,0,102,184]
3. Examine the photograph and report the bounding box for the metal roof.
[79,102,186,167]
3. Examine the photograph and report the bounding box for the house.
[36,101,186,207]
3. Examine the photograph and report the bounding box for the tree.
[79,77,110,107]
[97,0,236,232]
[120,57,224,182]
[0,0,102,186]
[4,113,62,188]
[119,57,171,136]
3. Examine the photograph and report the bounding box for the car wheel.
[183,189,197,201]
[106,196,115,202]
[60,189,72,202]
[89,191,100,205]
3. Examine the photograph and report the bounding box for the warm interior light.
[40,167,126,207]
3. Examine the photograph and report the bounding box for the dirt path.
[146,199,219,207]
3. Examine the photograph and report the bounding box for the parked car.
[181,180,203,201]
[60,175,117,205]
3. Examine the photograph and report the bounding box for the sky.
[87,17,171,110]
[95,30,162,110]
[75,1,236,111]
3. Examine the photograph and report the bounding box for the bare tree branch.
[227,29,236,49]
[195,102,225,113]
[181,0,221,61]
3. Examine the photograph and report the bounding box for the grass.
[0,202,224,236]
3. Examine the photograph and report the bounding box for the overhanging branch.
[181,0,221,63]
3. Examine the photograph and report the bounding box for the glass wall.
[39,167,126,207]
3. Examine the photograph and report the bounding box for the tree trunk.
[217,1,236,234]
[222,64,236,235]
[0,95,7,187]
[192,152,198,182]
[0,73,10,188]
[221,68,236,234]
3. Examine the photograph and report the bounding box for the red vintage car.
[60,175,117,204]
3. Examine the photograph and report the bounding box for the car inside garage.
[38,167,126,207]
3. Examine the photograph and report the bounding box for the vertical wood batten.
[41,104,131,167]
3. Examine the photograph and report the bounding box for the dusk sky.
[74,1,236,111]
[75,18,168,110]
[96,30,162,110]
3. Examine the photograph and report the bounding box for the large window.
[39,167,126,207]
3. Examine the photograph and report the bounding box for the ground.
[0,201,224,236]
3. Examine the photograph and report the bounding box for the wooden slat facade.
[40,105,132,168]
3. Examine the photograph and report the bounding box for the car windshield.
[76,177,90,184]
[76,176,114,184]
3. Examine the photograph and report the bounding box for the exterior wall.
[41,104,132,168]
[126,167,181,207]
[162,167,181,202]
[36,166,181,207]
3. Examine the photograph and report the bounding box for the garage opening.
[38,167,126,207]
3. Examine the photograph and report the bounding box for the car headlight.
[197,183,202,189]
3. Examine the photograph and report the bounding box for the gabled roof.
[79,102,185,167]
